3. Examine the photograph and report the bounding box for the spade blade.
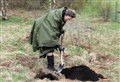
[56,64,64,73]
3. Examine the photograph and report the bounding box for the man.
[29,7,76,71]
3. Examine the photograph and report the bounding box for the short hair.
[65,9,76,18]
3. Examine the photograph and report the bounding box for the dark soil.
[61,65,104,81]
[35,65,104,81]
[35,72,59,80]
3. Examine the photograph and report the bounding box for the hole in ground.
[35,72,59,80]
[35,65,104,81]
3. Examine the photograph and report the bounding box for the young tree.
[49,0,56,11]
[1,0,8,20]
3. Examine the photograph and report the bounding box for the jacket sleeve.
[32,22,40,52]
[29,22,36,44]
[29,21,39,52]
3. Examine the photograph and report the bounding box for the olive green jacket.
[29,7,66,52]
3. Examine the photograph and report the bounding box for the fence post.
[115,1,118,22]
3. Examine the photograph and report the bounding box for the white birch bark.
[1,0,8,20]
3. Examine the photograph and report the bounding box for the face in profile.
[64,15,73,22]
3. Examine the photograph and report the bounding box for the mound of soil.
[35,65,104,81]
[61,65,104,81]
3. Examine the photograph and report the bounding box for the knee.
[47,52,53,56]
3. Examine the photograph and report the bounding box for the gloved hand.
[59,47,65,52]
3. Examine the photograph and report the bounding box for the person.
[29,7,76,71]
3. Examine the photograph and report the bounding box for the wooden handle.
[60,34,64,48]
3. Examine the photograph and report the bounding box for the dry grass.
[0,10,120,82]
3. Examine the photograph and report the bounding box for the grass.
[0,64,28,82]
[0,8,120,82]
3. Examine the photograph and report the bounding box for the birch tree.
[1,0,8,20]
[49,0,56,11]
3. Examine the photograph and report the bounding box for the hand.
[59,47,65,52]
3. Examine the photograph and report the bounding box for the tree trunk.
[115,1,118,22]
[49,0,56,11]
[1,0,8,20]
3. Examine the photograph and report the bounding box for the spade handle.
[60,34,64,65]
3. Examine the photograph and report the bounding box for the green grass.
[79,3,98,16]
[113,48,120,57]
[0,64,28,82]
[110,22,120,30]
[0,15,33,26]
[66,45,84,56]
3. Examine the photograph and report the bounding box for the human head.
[64,9,76,22]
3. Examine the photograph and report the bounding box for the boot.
[47,55,56,71]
